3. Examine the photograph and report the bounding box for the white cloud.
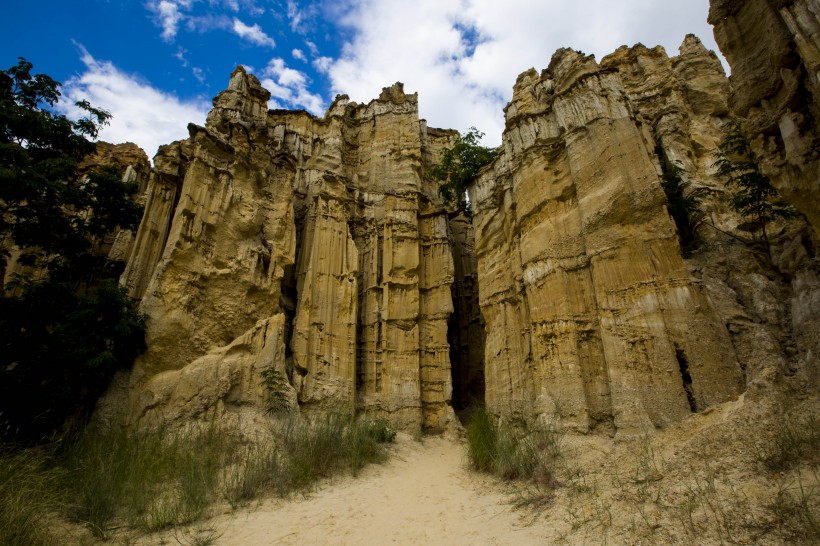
[287,1,317,34]
[232,17,276,47]
[147,1,269,41]
[58,48,210,159]
[152,0,187,41]
[312,56,332,74]
[326,0,726,145]
[175,46,189,67]
[304,40,319,57]
[191,66,207,84]
[260,58,326,114]
[292,48,307,62]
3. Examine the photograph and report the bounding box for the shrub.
[715,119,796,247]
[659,157,703,254]
[429,127,497,213]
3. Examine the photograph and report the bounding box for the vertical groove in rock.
[447,212,486,412]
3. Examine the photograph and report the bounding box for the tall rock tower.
[113,69,460,431]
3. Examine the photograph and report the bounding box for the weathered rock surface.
[471,45,745,435]
[77,141,151,191]
[709,0,820,235]
[708,0,820,388]
[102,23,817,437]
[113,69,460,431]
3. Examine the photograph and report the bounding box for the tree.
[429,127,497,213]
[714,119,795,247]
[0,58,146,443]
[659,156,703,255]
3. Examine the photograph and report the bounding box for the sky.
[2,0,726,158]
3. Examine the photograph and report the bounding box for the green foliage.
[429,127,497,212]
[715,119,796,244]
[0,58,143,279]
[0,58,146,443]
[363,416,397,443]
[0,280,146,443]
[62,425,224,536]
[466,406,561,490]
[0,414,395,541]
[659,158,703,254]
[466,405,497,473]
[260,368,292,414]
[280,413,394,489]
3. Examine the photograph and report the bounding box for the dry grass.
[0,413,396,543]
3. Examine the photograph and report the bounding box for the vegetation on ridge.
[430,127,497,214]
[658,155,703,255]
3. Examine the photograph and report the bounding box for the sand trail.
[198,434,548,545]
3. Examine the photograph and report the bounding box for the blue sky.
[2,0,726,158]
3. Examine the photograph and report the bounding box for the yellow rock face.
[709,0,820,236]
[471,48,744,435]
[107,27,815,435]
[117,70,457,431]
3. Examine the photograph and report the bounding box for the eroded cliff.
[98,28,817,438]
[471,44,745,435]
[106,69,463,432]
[709,0,820,235]
[469,33,818,437]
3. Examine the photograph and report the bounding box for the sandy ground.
[132,389,818,546]
[175,434,552,545]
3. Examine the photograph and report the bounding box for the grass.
[771,473,820,542]
[0,447,64,546]
[465,406,562,506]
[0,413,396,543]
[222,413,396,505]
[61,424,224,535]
[757,413,820,472]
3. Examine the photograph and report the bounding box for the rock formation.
[98,24,817,437]
[470,44,745,435]
[112,69,461,431]
[708,0,820,389]
[709,0,820,235]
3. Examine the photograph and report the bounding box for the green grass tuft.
[465,406,562,495]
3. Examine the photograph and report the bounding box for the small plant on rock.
[260,367,292,414]
[659,157,703,255]
[715,119,796,249]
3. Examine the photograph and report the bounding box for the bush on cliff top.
[429,127,497,213]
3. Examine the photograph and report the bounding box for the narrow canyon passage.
[166,435,551,545]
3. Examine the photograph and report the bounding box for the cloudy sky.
[2,0,724,157]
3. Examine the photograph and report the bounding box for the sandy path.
[201,434,549,545]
